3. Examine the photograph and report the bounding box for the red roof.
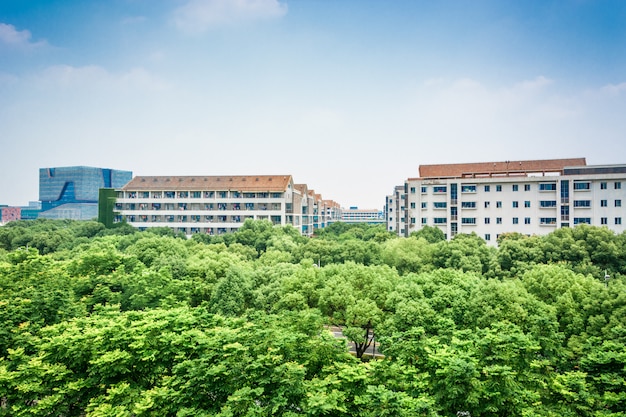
[418,158,586,179]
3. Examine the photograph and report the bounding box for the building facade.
[39,166,132,220]
[390,158,626,244]
[341,207,385,225]
[114,175,340,236]
[385,185,405,233]
[0,206,21,224]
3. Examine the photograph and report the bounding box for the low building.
[114,175,339,236]
[341,207,385,225]
[0,206,21,224]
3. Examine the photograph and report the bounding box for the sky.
[1,0,626,210]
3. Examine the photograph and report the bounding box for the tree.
[410,226,446,244]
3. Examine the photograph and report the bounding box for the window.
[433,186,447,193]
[484,201,490,208]
[574,181,590,190]
[461,185,477,193]
[601,217,608,225]
[462,217,477,224]
[573,200,591,208]
[410,187,416,193]
[411,217,416,224]
[524,201,531,208]
[496,185,502,192]
[512,201,519,208]
[496,217,502,224]
[540,218,557,225]
[540,200,557,208]
[410,202,416,209]
[601,200,608,207]
[574,218,591,225]
[461,201,477,209]
[484,217,490,224]
[616,182,622,190]
[484,185,491,192]
[485,234,491,241]
[421,202,427,209]
[513,217,519,224]
[539,183,557,191]
[434,202,447,209]
[421,186,427,193]
[434,217,447,224]
[512,184,519,192]
[601,182,608,190]
[524,184,531,191]
[496,201,502,208]
[616,217,622,225]
[616,200,622,207]
[420,218,426,224]
[524,217,531,225]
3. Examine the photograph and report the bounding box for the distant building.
[20,201,42,220]
[113,175,341,236]
[0,202,41,224]
[341,207,385,224]
[0,206,21,224]
[389,158,626,244]
[39,166,132,220]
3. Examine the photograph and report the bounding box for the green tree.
[410,225,446,244]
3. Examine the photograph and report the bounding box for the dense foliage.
[1,219,626,416]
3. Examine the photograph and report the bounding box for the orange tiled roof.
[122,175,293,192]
[418,158,586,179]
[294,184,308,193]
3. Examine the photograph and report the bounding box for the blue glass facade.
[39,166,132,220]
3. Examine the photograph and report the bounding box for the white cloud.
[515,75,553,91]
[402,76,594,163]
[172,0,287,33]
[0,23,46,49]
[34,65,170,92]
[600,82,626,96]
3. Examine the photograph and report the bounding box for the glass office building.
[38,166,132,220]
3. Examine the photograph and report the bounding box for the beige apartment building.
[115,175,341,236]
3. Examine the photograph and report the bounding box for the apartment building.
[114,175,340,236]
[385,185,405,233]
[390,158,626,244]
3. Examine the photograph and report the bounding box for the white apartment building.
[391,158,626,244]
[385,185,405,233]
[115,175,340,236]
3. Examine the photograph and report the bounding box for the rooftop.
[416,158,587,179]
[122,175,293,192]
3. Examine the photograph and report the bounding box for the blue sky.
[1,0,625,209]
